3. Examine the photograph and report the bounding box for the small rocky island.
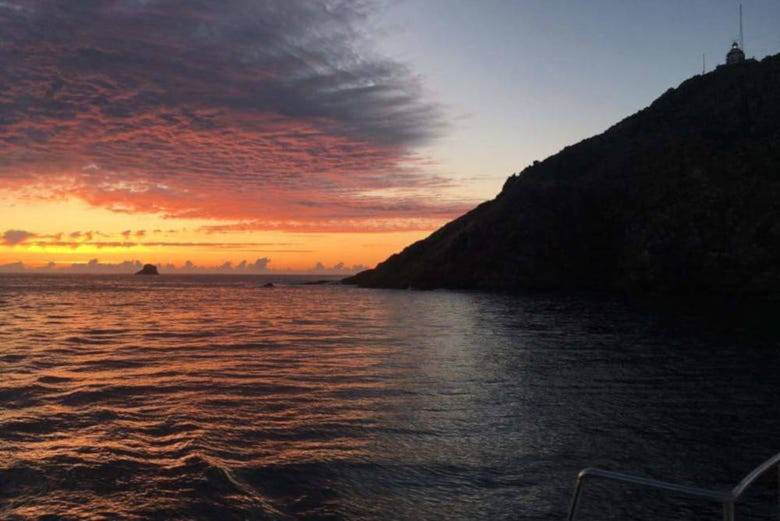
[346,53,780,296]
[135,264,159,275]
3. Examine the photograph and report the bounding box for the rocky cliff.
[345,54,780,295]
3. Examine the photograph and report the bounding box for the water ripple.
[1,274,777,520]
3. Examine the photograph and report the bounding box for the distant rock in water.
[262,282,275,288]
[345,54,780,296]
[135,264,159,276]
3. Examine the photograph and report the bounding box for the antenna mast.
[739,3,744,50]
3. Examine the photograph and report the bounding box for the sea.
[1,274,778,521]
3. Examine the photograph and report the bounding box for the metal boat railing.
[567,452,780,521]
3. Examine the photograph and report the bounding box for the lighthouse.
[726,41,745,65]
[725,4,745,65]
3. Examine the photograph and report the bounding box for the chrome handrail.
[567,452,780,521]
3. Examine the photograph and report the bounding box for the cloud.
[250,258,270,271]
[0,257,358,274]
[0,1,473,231]
[202,257,270,273]
[67,259,143,273]
[25,240,305,251]
[1,227,313,251]
[2,229,35,245]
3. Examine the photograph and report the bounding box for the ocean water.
[1,274,778,521]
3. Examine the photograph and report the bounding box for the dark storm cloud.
[1,0,440,145]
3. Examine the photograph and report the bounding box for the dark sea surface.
[1,274,778,521]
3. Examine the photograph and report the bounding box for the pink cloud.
[0,1,475,232]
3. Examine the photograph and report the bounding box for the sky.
[1,0,779,273]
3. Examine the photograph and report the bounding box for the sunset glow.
[4,1,779,273]
[2,2,779,520]
[1,196,439,271]
[0,1,474,272]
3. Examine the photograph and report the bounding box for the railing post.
[567,478,585,521]
[723,501,735,521]
[566,454,780,521]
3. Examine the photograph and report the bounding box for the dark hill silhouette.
[345,54,780,295]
